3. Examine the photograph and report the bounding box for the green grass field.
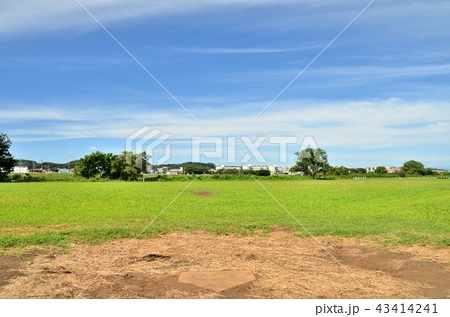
[0,178,449,251]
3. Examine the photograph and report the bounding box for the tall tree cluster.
[0,133,15,181]
[75,151,149,180]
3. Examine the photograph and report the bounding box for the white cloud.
[0,106,86,123]
[214,64,450,86]
[1,0,448,49]
[173,46,317,54]
[5,99,450,152]
[7,0,445,40]
[0,0,308,39]
[428,121,450,128]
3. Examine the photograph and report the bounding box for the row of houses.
[12,166,72,174]
[365,166,402,173]
[215,165,423,174]
[11,164,447,176]
[155,165,440,175]
[216,164,291,174]
[147,165,292,175]
[148,167,184,175]
[217,165,406,174]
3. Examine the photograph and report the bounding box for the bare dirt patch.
[178,270,256,292]
[0,256,26,288]
[0,232,448,299]
[192,190,213,197]
[330,245,449,298]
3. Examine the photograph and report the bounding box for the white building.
[277,166,291,174]
[13,166,29,173]
[251,165,268,171]
[166,167,183,175]
[215,165,242,172]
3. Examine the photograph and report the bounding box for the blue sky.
[1,0,449,168]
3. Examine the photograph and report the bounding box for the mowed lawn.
[0,178,449,250]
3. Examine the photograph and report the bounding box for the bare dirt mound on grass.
[192,190,213,197]
[0,232,449,299]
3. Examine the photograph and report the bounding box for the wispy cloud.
[2,0,448,43]
[0,0,313,39]
[5,98,450,151]
[173,46,316,54]
[0,55,133,70]
[0,107,74,123]
[215,63,450,84]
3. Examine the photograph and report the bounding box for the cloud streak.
[0,0,315,39]
[173,46,317,54]
[5,98,450,151]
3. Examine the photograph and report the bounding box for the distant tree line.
[214,168,271,176]
[154,162,216,171]
[0,132,446,182]
[290,147,439,179]
[167,164,270,176]
[12,159,80,172]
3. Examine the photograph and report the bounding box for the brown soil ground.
[0,231,449,299]
[192,190,213,197]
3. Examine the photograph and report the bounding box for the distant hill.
[429,167,449,172]
[14,159,215,171]
[14,159,80,170]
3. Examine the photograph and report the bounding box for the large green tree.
[0,133,15,181]
[110,151,145,181]
[374,166,387,174]
[401,160,426,175]
[291,147,329,178]
[75,151,113,179]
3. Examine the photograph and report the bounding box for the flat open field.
[0,178,449,298]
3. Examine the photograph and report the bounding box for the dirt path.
[0,232,449,298]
